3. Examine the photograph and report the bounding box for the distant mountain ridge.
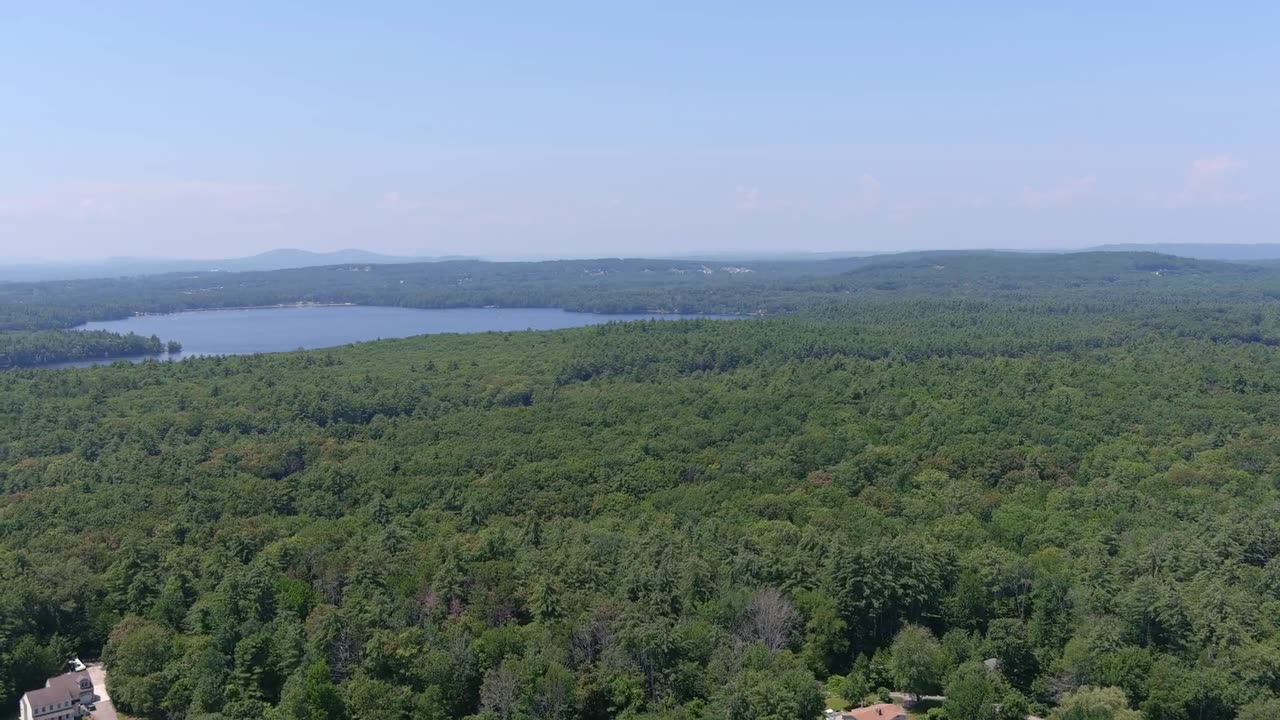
[0,248,455,282]
[1087,243,1280,262]
[8,243,1280,283]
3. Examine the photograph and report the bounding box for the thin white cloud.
[1187,156,1243,189]
[0,181,289,219]
[1018,176,1096,209]
[377,191,421,211]
[372,192,536,229]
[1174,155,1249,207]
[950,194,992,210]
[735,185,761,212]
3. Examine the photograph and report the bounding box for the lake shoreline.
[117,301,358,318]
[30,306,738,370]
[95,302,744,322]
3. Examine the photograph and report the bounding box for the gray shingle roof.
[22,671,91,712]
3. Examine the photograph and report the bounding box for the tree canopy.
[6,251,1280,718]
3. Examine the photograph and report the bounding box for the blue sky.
[2,2,1277,259]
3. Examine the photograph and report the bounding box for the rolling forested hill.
[5,252,1280,720]
[0,256,853,332]
[5,251,1270,334]
[3,250,1273,368]
[0,250,1272,330]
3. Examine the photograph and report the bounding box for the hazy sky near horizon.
[2,3,1278,260]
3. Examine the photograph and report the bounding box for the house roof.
[22,671,91,709]
[842,704,908,720]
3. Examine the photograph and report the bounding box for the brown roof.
[843,704,908,720]
[22,671,91,709]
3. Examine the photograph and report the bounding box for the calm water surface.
[51,305,726,369]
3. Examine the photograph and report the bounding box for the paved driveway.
[84,664,119,720]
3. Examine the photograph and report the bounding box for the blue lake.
[56,305,729,368]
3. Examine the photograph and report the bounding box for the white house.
[17,671,96,720]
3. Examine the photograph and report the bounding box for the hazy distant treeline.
[0,251,1274,334]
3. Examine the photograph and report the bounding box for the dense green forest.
[7,253,1280,719]
[0,330,171,369]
